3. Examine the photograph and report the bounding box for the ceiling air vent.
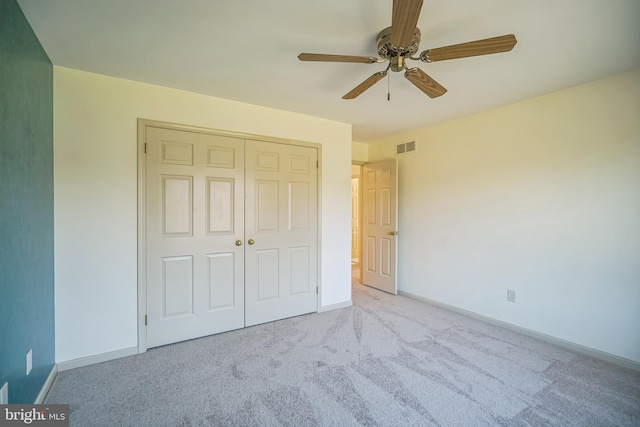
[396,141,416,155]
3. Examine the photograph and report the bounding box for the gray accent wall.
[0,0,55,403]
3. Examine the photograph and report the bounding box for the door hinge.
[144,315,148,326]
[144,143,147,154]
[316,160,319,168]
[316,286,318,294]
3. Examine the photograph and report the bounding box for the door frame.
[351,177,359,262]
[351,162,364,281]
[137,119,323,353]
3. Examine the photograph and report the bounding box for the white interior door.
[146,127,245,348]
[362,159,398,294]
[244,140,318,326]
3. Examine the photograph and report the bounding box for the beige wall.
[352,141,369,163]
[54,67,353,363]
[368,69,640,362]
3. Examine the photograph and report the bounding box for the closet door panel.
[146,128,245,348]
[244,140,318,326]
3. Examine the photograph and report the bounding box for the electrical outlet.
[26,349,33,376]
[0,382,8,404]
[507,289,516,303]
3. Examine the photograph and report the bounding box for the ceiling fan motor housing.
[377,26,421,66]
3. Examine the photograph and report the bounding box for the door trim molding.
[137,120,147,353]
[137,118,322,353]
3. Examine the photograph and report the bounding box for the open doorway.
[351,164,362,284]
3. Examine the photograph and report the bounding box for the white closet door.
[244,140,318,326]
[146,127,245,348]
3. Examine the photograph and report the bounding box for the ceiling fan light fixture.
[297,0,516,100]
[389,55,406,72]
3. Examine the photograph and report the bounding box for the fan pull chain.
[387,72,390,101]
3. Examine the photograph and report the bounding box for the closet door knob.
[248,239,255,245]
[235,240,242,246]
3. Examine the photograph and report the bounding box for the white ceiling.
[18,0,640,142]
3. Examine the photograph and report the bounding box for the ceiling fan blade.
[343,71,387,99]
[391,0,423,48]
[298,53,379,64]
[404,68,447,98]
[422,34,517,62]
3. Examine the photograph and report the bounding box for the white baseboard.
[398,290,640,372]
[318,300,353,313]
[57,346,139,372]
[35,364,57,404]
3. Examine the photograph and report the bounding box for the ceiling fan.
[298,0,517,99]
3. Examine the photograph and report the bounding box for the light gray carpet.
[46,283,640,426]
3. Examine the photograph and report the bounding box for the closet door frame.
[136,119,322,353]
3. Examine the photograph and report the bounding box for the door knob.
[248,239,255,245]
[387,231,398,236]
[235,240,242,246]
